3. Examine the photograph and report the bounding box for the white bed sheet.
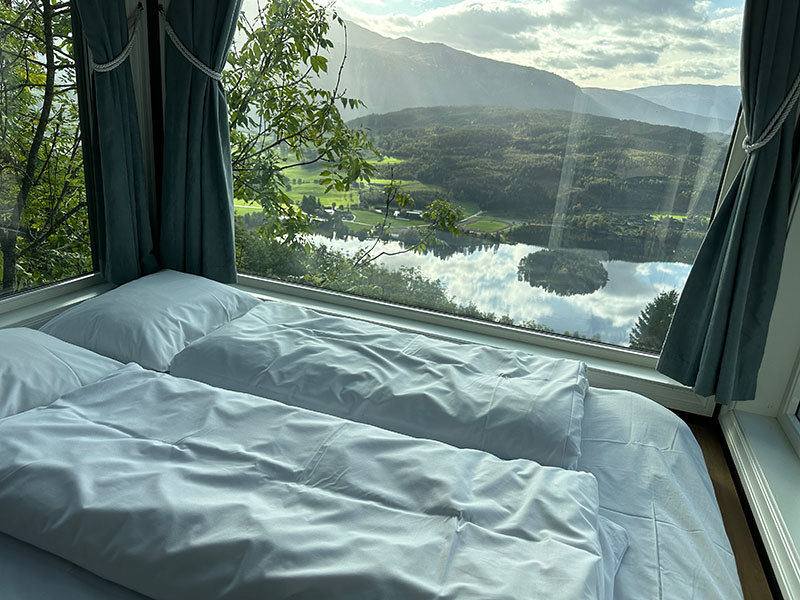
[579,388,743,600]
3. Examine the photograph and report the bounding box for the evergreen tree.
[300,195,318,215]
[629,289,679,352]
[517,249,608,296]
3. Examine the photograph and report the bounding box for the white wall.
[741,177,800,417]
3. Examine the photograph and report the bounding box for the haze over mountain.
[325,21,737,134]
[626,84,741,123]
[582,88,735,133]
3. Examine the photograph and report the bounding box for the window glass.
[0,1,91,298]
[231,0,744,353]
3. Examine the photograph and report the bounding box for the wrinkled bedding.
[170,300,587,469]
[0,365,627,600]
[0,385,745,600]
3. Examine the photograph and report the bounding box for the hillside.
[352,105,728,219]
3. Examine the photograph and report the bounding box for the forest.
[350,105,725,264]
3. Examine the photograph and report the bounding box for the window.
[230,0,744,354]
[785,353,800,451]
[0,1,92,299]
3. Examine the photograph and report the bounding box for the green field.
[351,209,397,226]
[373,156,404,165]
[366,178,439,194]
[350,209,428,231]
[281,160,444,207]
[235,157,479,220]
[234,203,264,216]
[650,213,688,220]
[461,217,511,233]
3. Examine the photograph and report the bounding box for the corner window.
[780,355,800,457]
[230,0,744,354]
[0,1,92,298]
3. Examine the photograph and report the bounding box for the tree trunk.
[4,0,55,293]
[1,235,17,293]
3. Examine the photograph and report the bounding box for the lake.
[314,235,692,347]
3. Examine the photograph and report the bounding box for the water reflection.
[315,235,690,346]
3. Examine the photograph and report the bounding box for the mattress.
[580,388,741,599]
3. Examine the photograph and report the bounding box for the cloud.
[578,46,662,69]
[341,1,548,52]
[335,0,743,88]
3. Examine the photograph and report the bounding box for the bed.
[1,328,625,599]
[0,270,743,599]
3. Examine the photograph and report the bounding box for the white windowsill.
[721,409,800,600]
[0,274,113,329]
[236,274,714,415]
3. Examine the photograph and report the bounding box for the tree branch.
[17,200,85,259]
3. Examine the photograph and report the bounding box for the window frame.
[0,272,109,329]
[778,358,800,456]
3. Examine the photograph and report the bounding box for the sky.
[330,0,744,89]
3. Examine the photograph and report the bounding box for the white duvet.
[0,365,626,600]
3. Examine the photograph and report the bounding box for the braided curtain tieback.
[91,3,143,73]
[742,67,800,155]
[158,5,223,82]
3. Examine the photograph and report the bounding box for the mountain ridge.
[323,21,737,134]
[625,84,740,123]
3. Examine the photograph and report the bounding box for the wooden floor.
[688,420,776,600]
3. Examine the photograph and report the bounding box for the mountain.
[327,22,598,117]
[625,84,741,123]
[583,88,735,133]
[324,22,735,134]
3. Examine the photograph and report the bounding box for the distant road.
[460,210,483,223]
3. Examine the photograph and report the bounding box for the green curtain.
[657,1,800,404]
[73,1,158,283]
[159,0,242,283]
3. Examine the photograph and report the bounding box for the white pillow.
[171,300,588,469]
[40,270,260,371]
[0,328,122,418]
